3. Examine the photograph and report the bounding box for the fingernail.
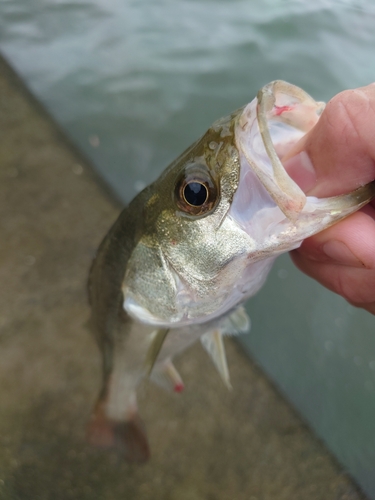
[283,151,317,193]
[322,240,365,268]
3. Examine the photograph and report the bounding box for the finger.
[283,85,375,313]
[291,253,375,315]
[291,207,375,313]
[283,83,375,196]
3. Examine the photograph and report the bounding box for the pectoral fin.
[226,305,250,334]
[201,330,231,389]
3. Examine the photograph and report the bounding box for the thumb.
[283,84,375,197]
[282,84,375,314]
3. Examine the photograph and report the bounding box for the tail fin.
[87,395,150,463]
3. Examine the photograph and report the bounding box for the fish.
[87,80,375,462]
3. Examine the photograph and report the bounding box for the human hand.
[283,84,375,314]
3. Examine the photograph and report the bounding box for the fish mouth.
[235,81,324,221]
[229,80,375,257]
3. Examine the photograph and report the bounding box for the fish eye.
[175,167,218,216]
[183,181,208,207]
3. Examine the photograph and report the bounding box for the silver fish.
[87,81,375,461]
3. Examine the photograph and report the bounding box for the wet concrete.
[0,54,368,500]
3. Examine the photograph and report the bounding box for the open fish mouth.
[236,80,324,220]
[229,80,375,258]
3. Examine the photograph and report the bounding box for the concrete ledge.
[0,54,367,500]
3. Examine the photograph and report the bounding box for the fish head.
[123,107,249,326]
[123,81,375,328]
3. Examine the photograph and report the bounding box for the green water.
[1,0,375,495]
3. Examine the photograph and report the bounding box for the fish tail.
[87,320,155,462]
[87,389,150,463]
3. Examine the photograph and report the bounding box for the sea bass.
[87,81,375,462]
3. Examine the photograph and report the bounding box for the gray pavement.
[0,54,367,500]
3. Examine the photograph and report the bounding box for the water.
[1,0,375,495]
